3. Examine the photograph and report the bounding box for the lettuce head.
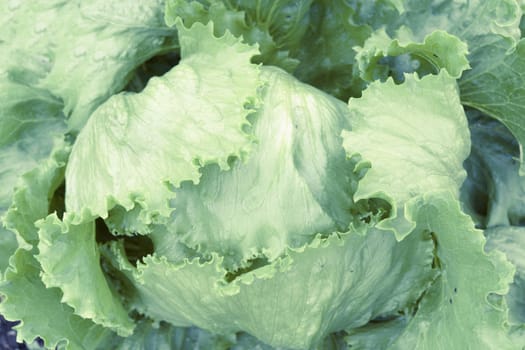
[0,1,524,349]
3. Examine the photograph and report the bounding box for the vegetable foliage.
[1,0,525,349]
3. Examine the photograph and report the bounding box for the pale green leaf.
[36,214,135,336]
[485,226,525,326]
[3,138,70,247]
[110,227,435,349]
[0,249,115,349]
[342,72,471,238]
[388,193,515,349]
[345,317,408,349]
[0,87,68,272]
[1,0,177,132]
[65,20,260,223]
[354,29,470,83]
[155,66,360,268]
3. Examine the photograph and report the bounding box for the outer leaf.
[0,107,68,273]
[460,111,525,227]
[0,249,115,349]
[3,138,70,247]
[459,36,525,174]
[396,0,522,42]
[0,13,68,267]
[510,326,525,350]
[105,322,235,350]
[388,193,515,349]
[0,79,66,239]
[36,214,134,336]
[375,2,525,172]
[354,29,470,83]
[521,4,525,36]
[345,317,408,349]
[0,78,65,149]
[342,72,471,238]
[0,226,17,275]
[156,66,360,267]
[65,20,260,223]
[485,226,525,326]
[111,227,435,349]
[1,0,177,132]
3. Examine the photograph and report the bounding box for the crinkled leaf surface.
[2,2,523,349]
[155,66,359,267]
[387,193,515,349]
[379,2,525,172]
[1,0,177,132]
[342,72,470,238]
[0,249,115,349]
[112,227,435,349]
[65,20,260,223]
[166,0,404,100]
[342,193,516,349]
[36,214,134,336]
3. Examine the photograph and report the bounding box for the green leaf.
[460,111,525,227]
[0,226,17,275]
[65,20,260,223]
[165,0,314,72]
[0,80,66,215]
[293,0,400,100]
[106,322,235,350]
[0,78,65,148]
[396,0,522,42]
[354,29,470,83]
[388,193,515,349]
[3,138,70,248]
[485,226,525,326]
[0,81,68,272]
[509,325,525,349]
[459,36,525,174]
[345,317,409,349]
[521,6,525,37]
[167,0,404,100]
[155,66,360,268]
[36,214,135,336]
[342,72,471,238]
[109,226,435,349]
[0,249,115,349]
[1,0,177,132]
